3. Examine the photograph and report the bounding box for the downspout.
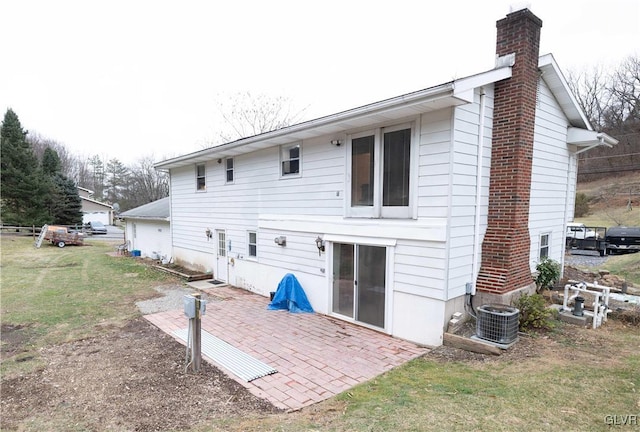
[471,87,487,299]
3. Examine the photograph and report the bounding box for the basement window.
[539,233,550,260]
[248,231,257,258]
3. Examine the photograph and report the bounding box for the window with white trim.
[539,233,550,260]
[196,164,206,191]
[280,143,301,177]
[226,158,234,183]
[248,231,257,257]
[348,123,413,218]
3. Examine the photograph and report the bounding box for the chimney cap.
[509,2,531,13]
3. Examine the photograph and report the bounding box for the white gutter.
[568,127,618,153]
[471,88,487,296]
[155,82,455,169]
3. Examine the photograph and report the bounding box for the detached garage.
[78,187,114,225]
[119,197,171,261]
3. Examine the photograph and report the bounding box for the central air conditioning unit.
[476,304,519,346]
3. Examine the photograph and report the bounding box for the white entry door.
[215,230,228,282]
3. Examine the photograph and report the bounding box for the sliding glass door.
[332,243,386,328]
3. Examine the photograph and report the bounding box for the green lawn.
[212,324,640,431]
[0,235,176,377]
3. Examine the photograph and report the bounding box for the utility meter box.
[183,295,207,318]
[183,295,196,318]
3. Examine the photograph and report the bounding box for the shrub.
[535,257,561,293]
[514,293,554,331]
[574,192,590,217]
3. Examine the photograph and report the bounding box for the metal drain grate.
[173,328,277,381]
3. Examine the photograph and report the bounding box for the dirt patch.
[0,323,37,357]
[1,318,279,432]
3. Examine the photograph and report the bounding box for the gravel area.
[136,284,202,314]
[564,250,609,268]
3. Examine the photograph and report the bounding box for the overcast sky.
[1,0,638,164]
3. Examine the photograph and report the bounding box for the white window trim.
[225,158,234,184]
[346,128,380,218]
[196,163,206,192]
[280,142,302,178]
[539,232,551,260]
[247,230,257,260]
[345,122,415,219]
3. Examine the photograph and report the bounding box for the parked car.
[606,226,640,254]
[566,223,597,239]
[85,221,108,235]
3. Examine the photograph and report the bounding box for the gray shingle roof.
[119,197,170,221]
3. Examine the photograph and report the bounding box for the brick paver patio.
[145,284,428,411]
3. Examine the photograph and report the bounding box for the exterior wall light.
[274,236,287,246]
[315,236,325,256]
[330,139,342,146]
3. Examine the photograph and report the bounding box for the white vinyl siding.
[169,134,346,272]
[445,88,495,299]
[529,77,573,270]
[417,108,454,219]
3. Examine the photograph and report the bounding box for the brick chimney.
[475,9,542,296]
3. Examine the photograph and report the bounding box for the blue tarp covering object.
[267,273,314,313]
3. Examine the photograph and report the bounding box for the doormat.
[209,280,225,285]
[173,328,277,382]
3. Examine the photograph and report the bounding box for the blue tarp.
[267,273,314,313]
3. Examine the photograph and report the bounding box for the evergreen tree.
[0,109,48,225]
[50,174,83,224]
[40,146,83,225]
[105,158,129,205]
[42,146,62,176]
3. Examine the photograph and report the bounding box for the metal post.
[192,293,202,372]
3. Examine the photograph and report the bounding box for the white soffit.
[567,127,619,147]
[539,53,591,131]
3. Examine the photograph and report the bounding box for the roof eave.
[538,54,592,130]
[154,64,516,171]
[120,216,170,222]
[154,82,462,170]
[568,127,619,154]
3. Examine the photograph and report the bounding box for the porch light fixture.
[330,139,342,146]
[315,236,325,256]
[205,228,213,240]
[274,236,286,246]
